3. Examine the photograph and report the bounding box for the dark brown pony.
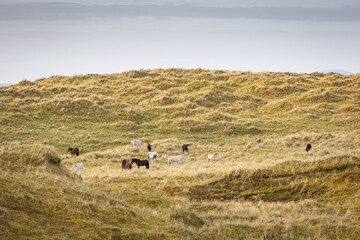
[122,159,129,170]
[68,147,79,156]
[125,162,132,170]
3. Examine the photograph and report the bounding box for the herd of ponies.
[70,140,312,172]
[70,140,213,172]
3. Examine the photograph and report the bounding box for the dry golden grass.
[1,69,360,239]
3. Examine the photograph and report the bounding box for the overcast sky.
[1,0,359,84]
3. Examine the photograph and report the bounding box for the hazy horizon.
[1,0,359,84]
[4,0,360,8]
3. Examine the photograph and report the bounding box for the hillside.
[1,69,360,239]
[0,144,188,239]
[1,69,359,151]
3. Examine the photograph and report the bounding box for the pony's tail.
[76,148,79,156]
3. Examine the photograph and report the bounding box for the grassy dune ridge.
[1,68,360,239]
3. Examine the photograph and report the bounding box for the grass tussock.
[262,99,294,112]
[0,142,61,169]
[189,156,360,202]
[298,89,349,103]
[250,83,306,98]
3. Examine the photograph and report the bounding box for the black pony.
[306,143,312,152]
[68,147,79,156]
[182,144,189,154]
[131,158,149,169]
[147,143,152,152]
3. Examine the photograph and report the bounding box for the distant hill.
[320,69,353,75]
[0,68,359,153]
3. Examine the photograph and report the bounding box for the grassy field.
[1,69,360,239]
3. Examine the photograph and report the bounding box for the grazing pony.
[131,158,149,169]
[122,159,129,170]
[147,151,160,163]
[68,147,79,156]
[257,139,262,143]
[131,140,144,147]
[125,162,132,170]
[72,163,84,172]
[147,143,152,152]
[182,144,190,154]
[208,154,215,162]
[306,143,312,152]
[168,155,185,165]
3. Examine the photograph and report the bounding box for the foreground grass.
[1,69,360,239]
[1,144,359,239]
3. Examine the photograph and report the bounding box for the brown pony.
[68,147,79,156]
[122,159,129,170]
[125,162,132,170]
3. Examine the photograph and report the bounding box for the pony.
[125,162,132,170]
[122,159,129,170]
[68,147,79,156]
[72,163,84,172]
[131,140,144,147]
[182,144,189,154]
[147,143,152,152]
[168,154,185,165]
[208,154,215,162]
[131,158,149,169]
[306,143,312,152]
[147,151,160,163]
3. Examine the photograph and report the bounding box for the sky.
[0,0,359,84]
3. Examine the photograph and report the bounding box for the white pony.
[168,154,185,165]
[72,163,84,172]
[208,154,215,162]
[131,140,144,147]
[147,151,160,163]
